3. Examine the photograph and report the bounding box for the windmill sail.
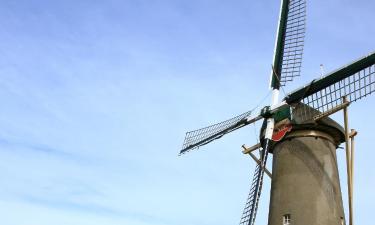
[271,0,306,89]
[239,145,270,225]
[180,110,253,154]
[285,52,375,120]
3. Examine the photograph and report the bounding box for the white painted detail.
[271,89,280,106]
[265,118,275,140]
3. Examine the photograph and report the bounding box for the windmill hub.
[260,106,273,118]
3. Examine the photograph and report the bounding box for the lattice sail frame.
[180,110,252,154]
[304,65,375,111]
[285,53,375,121]
[239,149,270,225]
[279,0,307,86]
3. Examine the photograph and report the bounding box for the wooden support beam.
[349,129,357,225]
[314,101,350,121]
[241,145,272,179]
[249,152,272,179]
[343,96,353,225]
[241,143,261,154]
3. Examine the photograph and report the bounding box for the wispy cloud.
[0,136,74,158]
[19,194,172,225]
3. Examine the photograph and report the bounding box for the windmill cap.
[261,104,345,148]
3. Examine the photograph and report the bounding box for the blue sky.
[0,0,374,225]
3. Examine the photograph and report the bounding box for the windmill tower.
[179,1,375,225]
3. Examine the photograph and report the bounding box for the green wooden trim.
[271,0,290,90]
[285,51,375,103]
[273,106,291,123]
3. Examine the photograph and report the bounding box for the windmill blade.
[271,0,307,89]
[284,52,375,119]
[180,110,253,155]
[239,140,271,225]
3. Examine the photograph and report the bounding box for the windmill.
[179,1,375,225]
